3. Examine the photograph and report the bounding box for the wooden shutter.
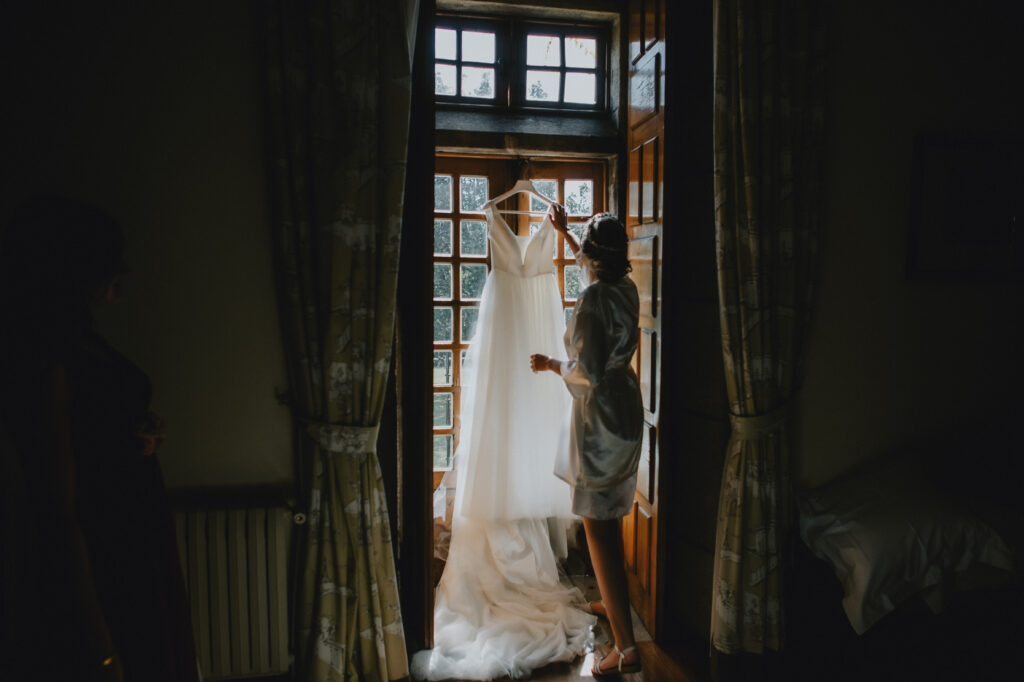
[622,0,665,638]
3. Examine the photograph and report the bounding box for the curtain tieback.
[729,405,788,440]
[305,422,380,454]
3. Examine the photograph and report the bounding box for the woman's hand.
[530,354,549,373]
[530,354,561,374]
[548,203,581,255]
[138,411,166,456]
[547,203,568,234]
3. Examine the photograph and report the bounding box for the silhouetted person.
[531,206,645,677]
[0,197,198,681]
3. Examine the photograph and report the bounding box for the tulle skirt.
[411,516,595,680]
[413,270,594,680]
[454,270,573,521]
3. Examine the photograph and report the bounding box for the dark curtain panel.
[710,0,825,655]
[264,1,420,679]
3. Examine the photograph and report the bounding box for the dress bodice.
[486,206,555,278]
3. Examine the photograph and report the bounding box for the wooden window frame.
[435,15,608,113]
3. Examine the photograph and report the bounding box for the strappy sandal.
[592,644,641,677]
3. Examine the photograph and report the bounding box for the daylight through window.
[432,158,605,474]
[434,17,606,111]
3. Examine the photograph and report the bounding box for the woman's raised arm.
[547,204,580,256]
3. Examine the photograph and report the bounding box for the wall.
[795,0,1024,487]
[1,2,293,489]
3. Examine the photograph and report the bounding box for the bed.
[788,423,1024,681]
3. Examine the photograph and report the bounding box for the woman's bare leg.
[583,517,640,670]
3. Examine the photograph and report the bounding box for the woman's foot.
[592,644,641,677]
[588,600,607,618]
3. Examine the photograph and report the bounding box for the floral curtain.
[710,0,825,655]
[265,1,419,679]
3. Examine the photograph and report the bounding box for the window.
[432,159,496,474]
[524,32,600,106]
[432,157,606,478]
[434,17,607,112]
[434,21,498,100]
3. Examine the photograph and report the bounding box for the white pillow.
[799,460,1014,634]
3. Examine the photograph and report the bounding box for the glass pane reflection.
[433,435,453,469]
[461,307,479,342]
[434,219,452,256]
[433,307,453,343]
[434,64,456,96]
[433,350,453,386]
[433,392,453,428]
[434,175,453,211]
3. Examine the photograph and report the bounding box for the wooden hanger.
[484,179,552,215]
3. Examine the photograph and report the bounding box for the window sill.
[436,109,619,156]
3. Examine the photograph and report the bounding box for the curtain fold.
[710,0,825,655]
[265,1,419,679]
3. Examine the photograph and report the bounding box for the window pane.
[564,265,583,300]
[526,70,560,102]
[529,221,542,236]
[433,392,453,428]
[565,306,575,327]
[527,34,560,66]
[461,66,495,99]
[564,72,596,104]
[565,37,597,69]
[433,350,453,386]
[462,30,495,63]
[434,175,452,212]
[434,219,452,256]
[460,220,487,256]
[434,307,453,343]
[563,222,586,257]
[462,307,479,343]
[433,435,453,469]
[529,196,551,213]
[461,264,487,300]
[564,180,593,216]
[460,176,489,212]
[435,28,456,60]
[433,263,452,299]
[435,63,457,96]
[530,179,557,211]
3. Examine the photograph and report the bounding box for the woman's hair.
[579,212,631,282]
[0,196,126,352]
[1,196,125,301]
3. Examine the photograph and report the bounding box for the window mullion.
[509,20,522,109]
[559,32,566,104]
[498,21,511,107]
[455,27,462,97]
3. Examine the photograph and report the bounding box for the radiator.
[174,507,292,679]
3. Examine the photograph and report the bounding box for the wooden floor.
[434,574,709,682]
[522,641,705,682]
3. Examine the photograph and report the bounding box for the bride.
[411,195,595,681]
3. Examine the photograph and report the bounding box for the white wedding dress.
[411,208,595,681]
